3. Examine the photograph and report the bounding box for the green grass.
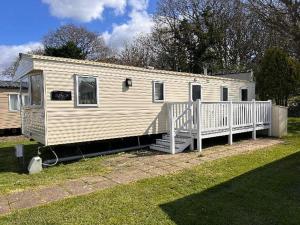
[0,138,109,195]
[0,118,299,225]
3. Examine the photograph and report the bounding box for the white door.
[189,83,202,126]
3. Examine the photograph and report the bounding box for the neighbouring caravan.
[13,54,258,152]
[0,81,28,133]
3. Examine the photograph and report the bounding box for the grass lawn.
[0,138,109,195]
[0,118,299,225]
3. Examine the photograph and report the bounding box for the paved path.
[0,138,282,215]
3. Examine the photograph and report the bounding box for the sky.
[0,0,157,74]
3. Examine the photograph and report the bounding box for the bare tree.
[248,0,300,58]
[214,0,288,71]
[1,47,44,79]
[43,24,112,60]
[119,35,157,68]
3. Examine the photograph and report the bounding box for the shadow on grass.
[288,122,300,135]
[0,143,39,174]
[160,151,300,225]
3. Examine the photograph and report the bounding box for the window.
[76,76,98,106]
[153,81,165,102]
[221,87,228,101]
[191,84,201,101]
[30,74,43,106]
[22,95,29,106]
[9,94,20,112]
[241,88,248,101]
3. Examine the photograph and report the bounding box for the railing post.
[188,101,194,150]
[268,100,272,136]
[228,101,233,145]
[252,99,256,140]
[168,104,176,154]
[196,99,202,152]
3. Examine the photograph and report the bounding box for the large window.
[8,94,29,112]
[76,76,98,106]
[241,88,248,101]
[221,86,228,101]
[8,94,20,112]
[153,81,164,102]
[30,74,43,106]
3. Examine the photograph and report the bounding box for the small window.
[9,94,20,112]
[76,76,98,106]
[221,87,228,101]
[30,74,43,106]
[153,81,164,102]
[241,88,248,101]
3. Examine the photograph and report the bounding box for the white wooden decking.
[150,100,272,154]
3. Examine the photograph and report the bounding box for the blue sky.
[0,0,157,73]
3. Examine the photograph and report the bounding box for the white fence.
[168,100,272,154]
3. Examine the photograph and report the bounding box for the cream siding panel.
[0,89,21,129]
[22,108,46,144]
[30,59,255,146]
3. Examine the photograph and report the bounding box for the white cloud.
[41,0,153,50]
[42,0,127,22]
[128,0,149,11]
[102,0,153,50]
[0,42,43,74]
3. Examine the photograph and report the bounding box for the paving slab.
[62,180,97,196]
[38,185,70,203]
[0,196,10,215]
[81,176,107,185]
[8,190,43,210]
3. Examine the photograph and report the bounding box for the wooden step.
[156,139,186,147]
[162,134,191,142]
[149,144,181,153]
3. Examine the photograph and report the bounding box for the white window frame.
[152,80,165,103]
[240,87,249,101]
[221,86,229,101]
[75,75,99,107]
[189,82,202,102]
[8,93,20,112]
[29,73,43,108]
[21,94,29,107]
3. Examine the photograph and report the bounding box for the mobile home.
[13,54,272,154]
[0,81,28,133]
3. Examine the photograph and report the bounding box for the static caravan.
[0,81,28,133]
[13,54,272,154]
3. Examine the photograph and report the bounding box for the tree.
[152,0,224,73]
[119,35,157,68]
[1,48,44,79]
[44,41,86,59]
[214,0,287,71]
[248,0,300,58]
[256,48,300,106]
[151,0,285,74]
[43,24,111,60]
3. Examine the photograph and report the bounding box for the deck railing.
[168,100,272,154]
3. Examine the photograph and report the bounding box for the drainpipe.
[203,67,208,76]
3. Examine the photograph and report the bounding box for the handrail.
[174,107,190,123]
[168,100,272,154]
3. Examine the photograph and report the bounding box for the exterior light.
[125,78,132,87]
